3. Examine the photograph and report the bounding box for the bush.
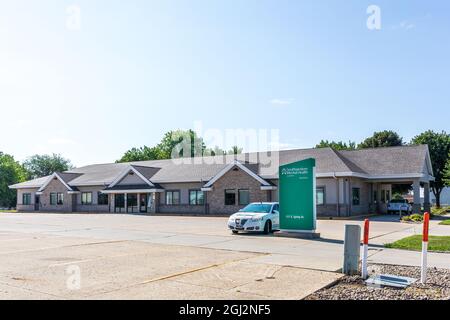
[431,206,450,216]
[402,214,424,223]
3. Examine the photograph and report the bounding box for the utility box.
[343,224,361,275]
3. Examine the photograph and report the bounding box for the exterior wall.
[117,172,146,185]
[206,168,270,215]
[16,188,39,212]
[39,178,73,212]
[347,178,371,215]
[157,182,206,214]
[74,186,110,213]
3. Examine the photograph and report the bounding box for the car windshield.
[391,199,406,203]
[240,204,272,213]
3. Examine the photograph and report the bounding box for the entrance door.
[115,194,125,213]
[35,195,40,211]
[140,194,147,213]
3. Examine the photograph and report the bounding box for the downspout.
[333,172,340,217]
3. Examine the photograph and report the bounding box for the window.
[381,190,386,203]
[50,193,63,205]
[238,189,250,205]
[57,193,64,205]
[316,187,325,206]
[98,192,108,205]
[352,188,360,206]
[189,190,204,205]
[22,193,32,205]
[373,190,378,203]
[81,192,92,205]
[385,190,391,203]
[225,189,236,205]
[50,193,57,205]
[272,204,279,213]
[166,191,180,205]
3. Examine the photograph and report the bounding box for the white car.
[228,202,280,234]
[387,199,412,214]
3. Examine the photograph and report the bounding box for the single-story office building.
[10,145,434,216]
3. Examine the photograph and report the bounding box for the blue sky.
[0,0,449,166]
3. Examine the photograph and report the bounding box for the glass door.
[115,194,125,213]
[140,194,147,213]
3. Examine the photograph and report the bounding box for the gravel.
[305,264,450,300]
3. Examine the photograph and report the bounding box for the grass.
[439,220,450,226]
[0,210,17,213]
[401,213,424,222]
[385,235,450,252]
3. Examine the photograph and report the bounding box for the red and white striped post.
[362,219,370,279]
[421,212,430,284]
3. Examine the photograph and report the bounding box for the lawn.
[385,235,450,252]
[0,210,17,213]
[439,220,450,226]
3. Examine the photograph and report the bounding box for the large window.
[166,191,180,205]
[50,193,63,205]
[238,189,250,206]
[22,193,32,205]
[81,192,93,205]
[225,189,236,206]
[57,193,64,205]
[352,188,361,206]
[98,192,108,205]
[189,190,204,205]
[316,187,325,206]
[50,193,57,205]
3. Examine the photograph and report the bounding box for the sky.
[0,0,449,167]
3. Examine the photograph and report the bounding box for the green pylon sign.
[279,158,316,232]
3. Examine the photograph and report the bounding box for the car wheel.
[232,230,239,234]
[263,220,272,235]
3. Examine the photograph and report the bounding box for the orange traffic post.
[421,212,430,284]
[362,219,370,279]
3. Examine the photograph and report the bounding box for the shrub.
[402,214,423,223]
[431,206,450,216]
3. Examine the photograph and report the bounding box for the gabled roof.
[9,145,435,190]
[202,160,272,189]
[37,172,79,192]
[108,165,156,188]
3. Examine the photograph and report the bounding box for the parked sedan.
[228,202,280,234]
[387,199,412,214]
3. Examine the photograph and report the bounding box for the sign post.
[362,219,370,279]
[421,212,430,284]
[276,158,319,238]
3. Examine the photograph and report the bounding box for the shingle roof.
[9,145,432,189]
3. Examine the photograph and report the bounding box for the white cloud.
[270,98,294,106]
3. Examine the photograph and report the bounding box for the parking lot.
[1,212,450,299]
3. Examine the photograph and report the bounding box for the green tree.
[316,140,356,150]
[358,130,404,149]
[117,130,242,162]
[0,152,28,208]
[411,130,450,208]
[228,145,243,155]
[444,154,450,186]
[23,154,73,179]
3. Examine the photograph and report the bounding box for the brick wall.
[207,167,270,215]
[39,178,73,212]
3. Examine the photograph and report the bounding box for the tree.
[358,130,403,149]
[228,146,243,155]
[23,154,73,179]
[316,140,356,150]
[411,130,450,208]
[444,154,450,186]
[0,152,28,208]
[117,130,242,163]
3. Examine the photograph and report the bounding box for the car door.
[271,204,280,230]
